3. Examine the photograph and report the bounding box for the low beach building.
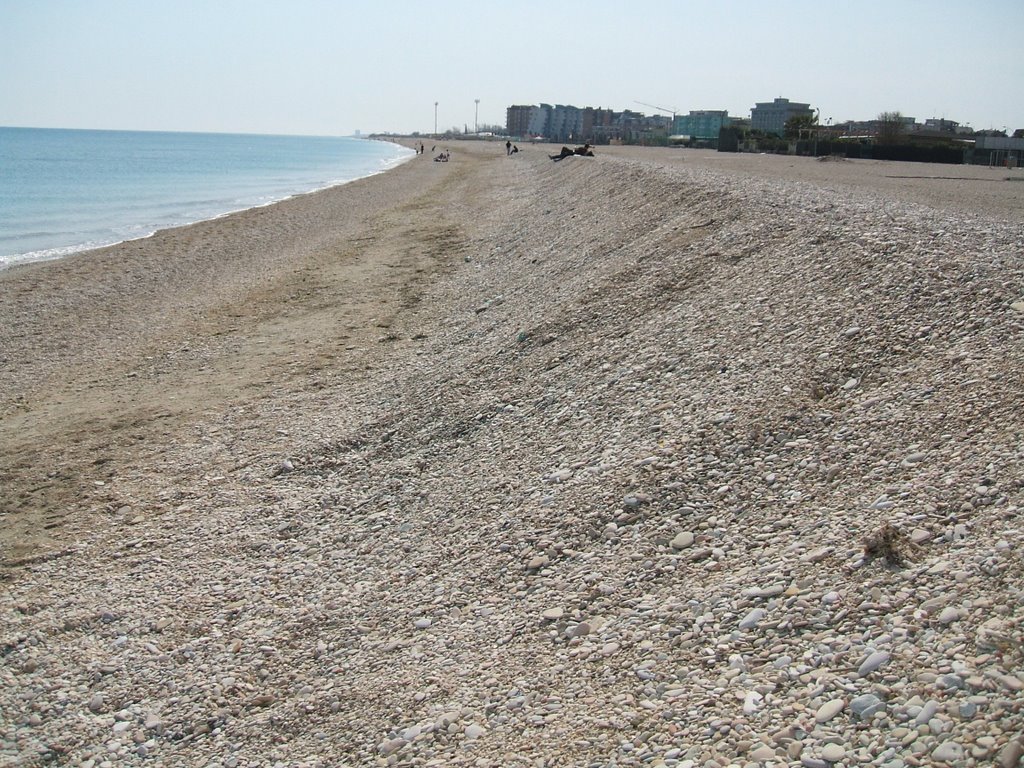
[970,135,1024,167]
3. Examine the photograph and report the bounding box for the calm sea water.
[0,127,413,268]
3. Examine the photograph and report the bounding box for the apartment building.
[751,98,814,136]
[673,110,732,140]
[505,105,534,139]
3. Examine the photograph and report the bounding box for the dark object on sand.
[863,523,919,567]
[550,144,594,161]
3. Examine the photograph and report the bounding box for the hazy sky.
[3,0,1022,136]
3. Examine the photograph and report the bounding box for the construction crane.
[635,101,679,120]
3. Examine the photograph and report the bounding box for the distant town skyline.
[505,99,1007,133]
[499,101,1015,158]
[2,0,1022,137]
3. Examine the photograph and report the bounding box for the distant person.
[549,144,594,161]
[506,140,512,156]
[512,145,519,154]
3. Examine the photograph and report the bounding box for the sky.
[3,0,1023,136]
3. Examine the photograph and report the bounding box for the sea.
[0,127,414,268]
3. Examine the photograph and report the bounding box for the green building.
[672,110,732,141]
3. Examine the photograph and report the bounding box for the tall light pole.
[474,99,480,135]
[813,108,820,157]
[434,102,438,137]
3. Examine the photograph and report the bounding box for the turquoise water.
[0,127,413,267]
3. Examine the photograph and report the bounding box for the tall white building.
[751,97,814,136]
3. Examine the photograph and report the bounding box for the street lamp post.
[434,102,438,137]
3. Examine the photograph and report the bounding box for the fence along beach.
[1,141,1022,765]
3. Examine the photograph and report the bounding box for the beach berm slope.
[1,142,1022,766]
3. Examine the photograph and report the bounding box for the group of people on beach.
[416,140,593,163]
[415,143,450,162]
[414,139,594,163]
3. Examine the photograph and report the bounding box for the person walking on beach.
[506,140,512,156]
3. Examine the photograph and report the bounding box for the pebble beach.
[1,141,1022,767]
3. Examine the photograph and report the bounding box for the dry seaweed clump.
[863,523,919,567]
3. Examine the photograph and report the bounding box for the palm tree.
[784,114,818,140]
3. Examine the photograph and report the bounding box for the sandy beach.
[0,147,465,561]
[2,141,1022,766]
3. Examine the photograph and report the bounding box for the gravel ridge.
[2,144,1022,767]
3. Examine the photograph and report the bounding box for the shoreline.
[0,164,407,271]
[0,145,462,565]
[0,143,461,561]
[1,141,1022,765]
[0,133,415,271]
